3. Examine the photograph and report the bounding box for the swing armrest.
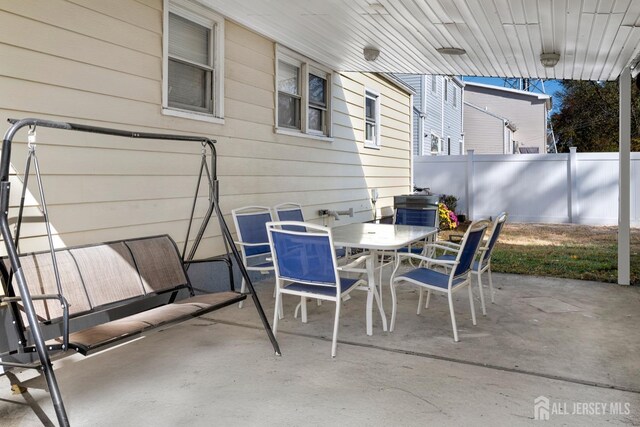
[2,294,71,351]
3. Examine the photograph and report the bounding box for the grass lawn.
[441,223,640,285]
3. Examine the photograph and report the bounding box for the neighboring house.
[464,82,551,154]
[395,75,464,156]
[0,0,413,257]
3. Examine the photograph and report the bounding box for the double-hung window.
[308,69,329,135]
[364,89,381,149]
[430,133,441,155]
[444,79,449,102]
[164,0,224,122]
[277,59,302,129]
[276,47,332,139]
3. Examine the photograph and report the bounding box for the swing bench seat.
[2,234,245,356]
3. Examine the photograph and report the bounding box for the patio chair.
[273,202,323,316]
[273,202,347,258]
[232,206,275,308]
[395,206,439,257]
[431,212,508,315]
[272,202,306,231]
[267,221,371,357]
[390,219,489,342]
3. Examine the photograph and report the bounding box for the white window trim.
[275,46,333,140]
[430,131,441,155]
[364,88,381,149]
[162,0,224,124]
[444,78,449,102]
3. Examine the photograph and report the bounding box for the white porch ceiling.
[202,0,640,81]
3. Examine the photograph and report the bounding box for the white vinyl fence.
[414,149,640,226]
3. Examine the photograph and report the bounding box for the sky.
[462,76,563,114]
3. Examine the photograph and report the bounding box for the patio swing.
[0,118,281,427]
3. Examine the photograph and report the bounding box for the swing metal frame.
[0,118,281,427]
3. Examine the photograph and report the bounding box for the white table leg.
[366,249,387,335]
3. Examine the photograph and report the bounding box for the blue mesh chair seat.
[267,221,373,357]
[432,212,508,315]
[232,206,276,308]
[390,220,489,342]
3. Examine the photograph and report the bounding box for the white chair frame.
[232,206,275,308]
[390,220,489,342]
[267,221,371,357]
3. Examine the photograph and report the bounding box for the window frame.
[452,85,457,107]
[430,132,441,155]
[275,46,333,141]
[431,75,437,94]
[276,54,303,131]
[162,0,224,124]
[364,88,381,149]
[444,78,449,102]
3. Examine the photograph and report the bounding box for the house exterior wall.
[424,75,443,154]
[442,78,464,155]
[463,105,505,154]
[464,84,548,153]
[396,74,463,156]
[0,0,412,257]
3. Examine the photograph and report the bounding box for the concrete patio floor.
[1,271,639,426]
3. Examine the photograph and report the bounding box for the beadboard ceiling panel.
[202,0,640,80]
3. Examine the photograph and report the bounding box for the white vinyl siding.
[464,84,548,154]
[395,74,463,156]
[0,2,411,256]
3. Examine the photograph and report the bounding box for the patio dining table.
[331,222,438,336]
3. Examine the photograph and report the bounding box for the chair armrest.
[436,241,461,249]
[337,255,369,273]
[234,241,269,247]
[424,242,460,254]
[396,252,458,268]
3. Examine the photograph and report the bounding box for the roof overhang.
[201,0,640,81]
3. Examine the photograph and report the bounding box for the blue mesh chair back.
[274,203,307,232]
[485,212,507,258]
[453,222,488,277]
[270,228,336,286]
[395,207,438,227]
[235,209,273,257]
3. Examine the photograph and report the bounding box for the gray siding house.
[464,82,551,154]
[396,75,464,156]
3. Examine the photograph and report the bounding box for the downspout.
[441,78,445,154]
[420,75,427,155]
[409,93,415,192]
[618,67,631,285]
[460,82,465,154]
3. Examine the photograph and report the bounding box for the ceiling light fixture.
[363,47,380,62]
[436,47,466,55]
[540,52,560,68]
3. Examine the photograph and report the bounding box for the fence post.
[466,149,474,220]
[568,147,578,223]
